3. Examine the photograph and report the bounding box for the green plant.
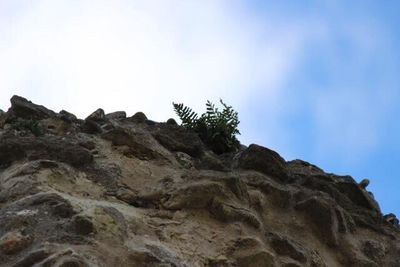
[11,118,44,136]
[173,99,240,154]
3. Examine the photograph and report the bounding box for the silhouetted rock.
[7,95,56,120]
[128,111,147,123]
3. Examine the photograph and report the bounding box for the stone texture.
[237,144,288,181]
[0,95,398,267]
[105,111,126,120]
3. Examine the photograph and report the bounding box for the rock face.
[0,95,399,267]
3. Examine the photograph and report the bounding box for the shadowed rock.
[7,95,56,120]
[237,144,288,181]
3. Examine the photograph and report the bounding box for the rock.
[236,250,277,267]
[384,213,399,226]
[32,248,90,267]
[163,181,228,210]
[0,134,93,168]
[85,108,106,122]
[7,95,56,120]
[210,198,261,228]
[11,248,52,267]
[267,233,306,262]
[129,112,147,123]
[166,118,177,125]
[237,144,288,181]
[70,215,95,235]
[175,152,194,169]
[196,151,228,171]
[0,231,32,254]
[362,240,386,262]
[230,237,277,267]
[59,110,78,123]
[106,111,126,120]
[101,127,165,161]
[287,159,325,177]
[335,181,381,212]
[82,108,106,134]
[359,178,370,189]
[151,124,203,157]
[128,243,186,267]
[295,196,339,247]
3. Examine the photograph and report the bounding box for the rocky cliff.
[0,95,399,267]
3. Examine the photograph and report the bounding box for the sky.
[0,0,399,216]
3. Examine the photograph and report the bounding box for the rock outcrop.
[0,95,399,266]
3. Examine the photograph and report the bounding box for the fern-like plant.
[173,99,240,154]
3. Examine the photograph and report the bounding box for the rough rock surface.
[0,95,399,267]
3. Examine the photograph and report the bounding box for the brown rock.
[0,231,32,254]
[295,196,339,247]
[267,233,306,262]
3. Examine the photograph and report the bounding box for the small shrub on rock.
[173,99,240,154]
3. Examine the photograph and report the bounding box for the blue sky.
[0,0,399,216]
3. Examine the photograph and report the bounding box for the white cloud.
[0,0,319,122]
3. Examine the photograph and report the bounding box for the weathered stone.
[175,152,194,169]
[0,231,32,254]
[163,181,227,210]
[196,151,228,171]
[267,233,306,262]
[59,110,78,123]
[0,134,93,168]
[287,159,325,177]
[210,198,261,228]
[151,124,203,157]
[128,112,147,123]
[236,249,276,267]
[101,127,165,161]
[70,215,95,235]
[384,213,399,226]
[85,108,106,122]
[295,196,339,246]
[7,95,56,120]
[105,111,126,120]
[12,248,52,267]
[335,181,381,212]
[362,240,386,262]
[237,144,288,181]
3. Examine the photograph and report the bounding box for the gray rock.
[106,111,126,120]
[8,95,56,120]
[128,112,147,123]
[59,110,78,123]
[85,108,106,122]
